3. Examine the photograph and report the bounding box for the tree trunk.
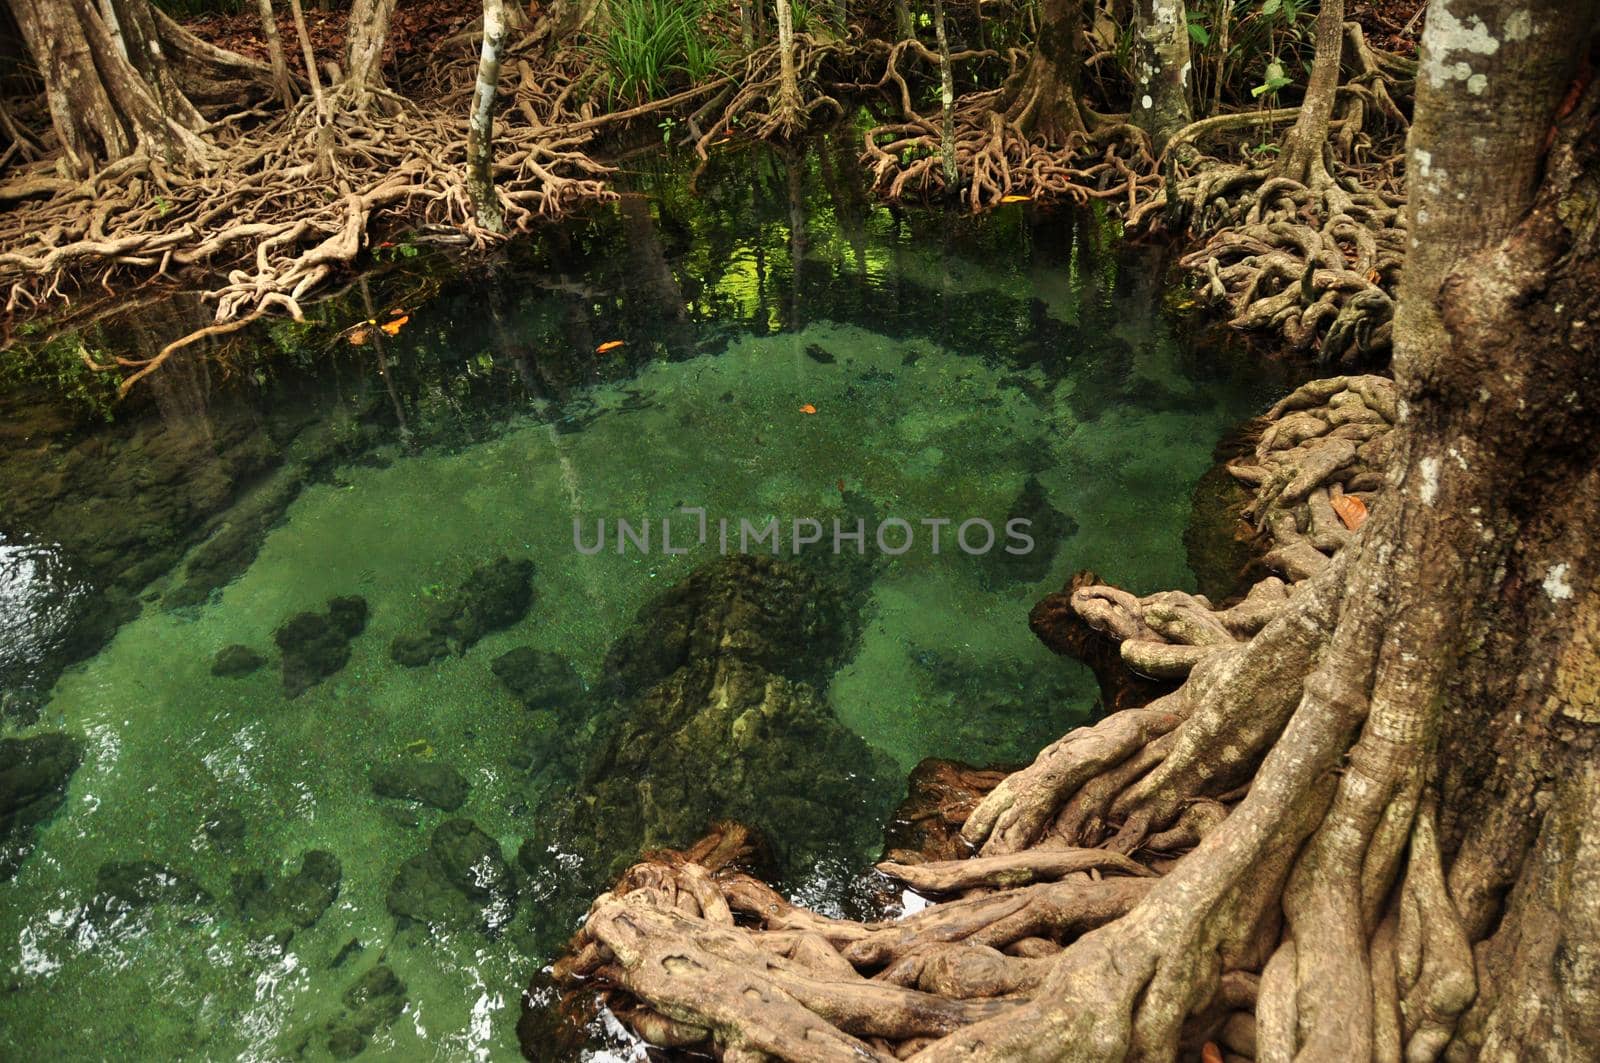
[1130,0,1192,152]
[933,0,957,187]
[894,0,913,41]
[466,0,507,233]
[1005,0,1086,141]
[773,0,802,133]
[255,0,295,108]
[551,2,1600,1060]
[342,0,397,100]
[8,0,212,172]
[1277,0,1342,184]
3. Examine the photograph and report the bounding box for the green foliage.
[586,0,734,106]
[1183,0,1316,112]
[0,332,121,422]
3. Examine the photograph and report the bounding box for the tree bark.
[933,0,957,187]
[1277,0,1342,184]
[466,0,507,233]
[1005,0,1086,141]
[1130,0,1192,152]
[342,0,397,99]
[255,0,295,108]
[773,0,802,133]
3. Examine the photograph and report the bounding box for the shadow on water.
[0,134,1297,1061]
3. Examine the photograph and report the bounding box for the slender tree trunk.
[773,0,802,132]
[285,0,333,175]
[466,0,507,233]
[1277,0,1341,184]
[254,0,295,108]
[894,0,913,41]
[933,0,957,187]
[1130,0,1192,152]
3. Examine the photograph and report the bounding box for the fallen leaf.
[347,327,371,346]
[1331,493,1368,531]
[799,403,817,415]
[998,194,1031,204]
[596,340,625,354]
[380,314,410,336]
[837,478,845,492]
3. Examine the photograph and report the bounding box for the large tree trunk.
[550,1,1600,1059]
[1277,0,1342,184]
[465,0,506,233]
[341,0,397,101]
[8,0,212,172]
[1005,0,1086,141]
[1129,0,1192,152]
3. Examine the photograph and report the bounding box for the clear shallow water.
[0,137,1286,1060]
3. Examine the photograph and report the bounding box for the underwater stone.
[202,807,246,847]
[93,860,212,912]
[491,647,586,717]
[978,475,1076,588]
[369,758,469,812]
[274,596,367,697]
[211,644,265,678]
[323,963,407,1058]
[805,343,837,364]
[386,819,517,935]
[0,732,82,881]
[599,554,856,696]
[390,557,535,667]
[234,850,342,930]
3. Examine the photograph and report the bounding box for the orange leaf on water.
[998,194,1030,204]
[379,314,410,336]
[799,403,817,415]
[596,340,625,354]
[347,327,372,346]
[1201,1043,1224,1063]
[1331,493,1368,531]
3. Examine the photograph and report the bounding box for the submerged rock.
[322,964,408,1059]
[274,596,367,697]
[390,557,535,667]
[533,554,895,886]
[386,819,517,935]
[92,860,212,914]
[599,554,856,696]
[0,732,82,881]
[233,849,342,931]
[211,644,265,678]
[978,475,1076,588]
[491,648,585,717]
[202,807,246,849]
[369,758,469,812]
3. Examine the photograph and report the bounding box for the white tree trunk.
[773,0,802,129]
[466,0,507,232]
[1130,0,1192,151]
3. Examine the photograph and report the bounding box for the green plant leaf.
[1187,21,1211,46]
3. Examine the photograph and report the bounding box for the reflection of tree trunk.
[619,195,692,354]
[782,149,808,329]
[817,134,867,291]
[466,0,507,232]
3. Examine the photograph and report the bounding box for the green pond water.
[0,138,1287,1061]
